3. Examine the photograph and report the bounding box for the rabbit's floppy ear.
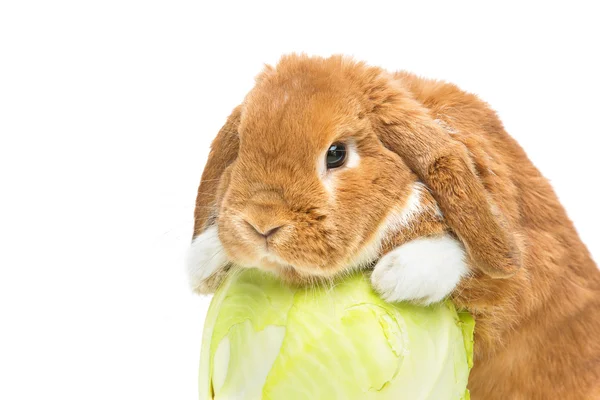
[364,73,521,278]
[192,106,241,238]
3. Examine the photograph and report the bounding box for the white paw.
[370,234,468,305]
[186,225,228,292]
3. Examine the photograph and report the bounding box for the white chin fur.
[370,234,468,305]
[186,225,228,292]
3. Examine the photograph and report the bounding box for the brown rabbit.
[187,54,600,399]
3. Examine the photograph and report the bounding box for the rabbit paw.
[186,225,229,293]
[370,234,468,305]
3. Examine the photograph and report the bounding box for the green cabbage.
[199,268,474,400]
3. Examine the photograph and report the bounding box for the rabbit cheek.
[345,181,427,270]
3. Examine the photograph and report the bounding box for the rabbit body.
[188,55,600,399]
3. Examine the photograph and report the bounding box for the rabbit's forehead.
[240,88,363,152]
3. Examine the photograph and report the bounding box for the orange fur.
[192,54,600,398]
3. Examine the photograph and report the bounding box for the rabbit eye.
[326,142,347,169]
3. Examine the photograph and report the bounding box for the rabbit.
[187,54,600,399]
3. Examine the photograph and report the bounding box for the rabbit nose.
[244,220,283,239]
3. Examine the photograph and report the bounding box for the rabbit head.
[190,54,522,288]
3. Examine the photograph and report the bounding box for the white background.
[1,1,598,399]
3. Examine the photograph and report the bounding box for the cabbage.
[199,268,474,400]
